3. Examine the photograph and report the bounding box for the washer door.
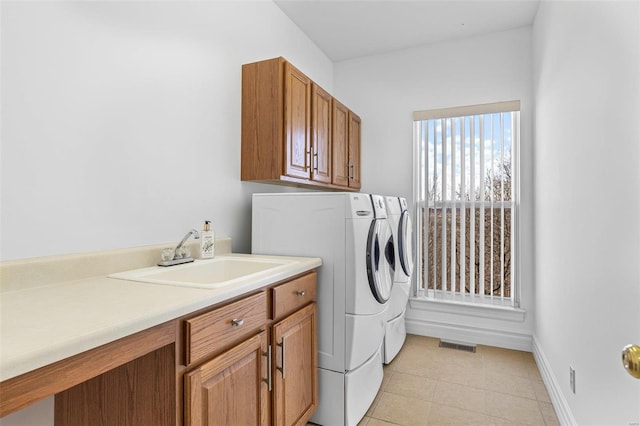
[366,219,395,304]
[398,210,414,277]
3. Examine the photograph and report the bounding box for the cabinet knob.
[296,290,306,297]
[231,318,244,327]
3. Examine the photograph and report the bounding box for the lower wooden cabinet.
[182,272,318,426]
[184,332,270,426]
[50,272,318,426]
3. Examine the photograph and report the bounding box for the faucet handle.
[161,248,175,261]
[176,247,190,259]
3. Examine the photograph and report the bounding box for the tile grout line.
[367,368,394,422]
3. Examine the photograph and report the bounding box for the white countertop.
[0,253,321,382]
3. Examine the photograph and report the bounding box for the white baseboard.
[405,318,532,351]
[532,336,576,426]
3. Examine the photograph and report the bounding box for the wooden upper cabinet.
[284,62,311,180]
[348,111,362,189]
[241,57,361,191]
[311,84,332,184]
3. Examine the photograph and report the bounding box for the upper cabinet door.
[284,62,311,180]
[348,111,361,189]
[332,99,349,187]
[311,84,332,184]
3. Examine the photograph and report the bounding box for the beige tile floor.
[358,334,560,426]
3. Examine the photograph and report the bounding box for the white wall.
[0,1,332,262]
[0,1,331,422]
[334,27,535,348]
[532,1,640,424]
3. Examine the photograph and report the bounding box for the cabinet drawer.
[185,292,267,366]
[272,272,316,320]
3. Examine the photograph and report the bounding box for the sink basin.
[108,256,292,289]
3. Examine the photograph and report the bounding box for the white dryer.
[252,192,395,426]
[382,196,414,364]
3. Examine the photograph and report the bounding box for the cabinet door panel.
[241,57,284,182]
[284,62,311,180]
[272,303,317,426]
[348,111,361,189]
[185,332,269,426]
[311,84,332,184]
[332,100,349,187]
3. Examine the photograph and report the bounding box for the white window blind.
[414,101,519,306]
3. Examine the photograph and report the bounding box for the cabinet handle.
[349,164,354,180]
[296,290,306,297]
[313,151,318,172]
[277,337,286,379]
[306,150,311,171]
[262,345,272,391]
[231,318,244,327]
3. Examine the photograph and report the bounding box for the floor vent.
[439,340,477,353]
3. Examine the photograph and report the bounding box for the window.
[413,101,519,307]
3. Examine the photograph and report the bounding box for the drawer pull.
[296,290,306,297]
[277,337,286,379]
[263,345,272,391]
[231,318,244,327]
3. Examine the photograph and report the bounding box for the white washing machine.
[252,192,395,426]
[382,196,414,364]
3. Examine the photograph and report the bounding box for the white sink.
[108,255,292,289]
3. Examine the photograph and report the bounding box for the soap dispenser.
[200,220,214,259]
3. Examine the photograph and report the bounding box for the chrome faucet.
[174,229,200,257]
[158,229,200,267]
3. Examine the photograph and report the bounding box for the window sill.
[408,296,527,323]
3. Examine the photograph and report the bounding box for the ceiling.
[274,0,541,62]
